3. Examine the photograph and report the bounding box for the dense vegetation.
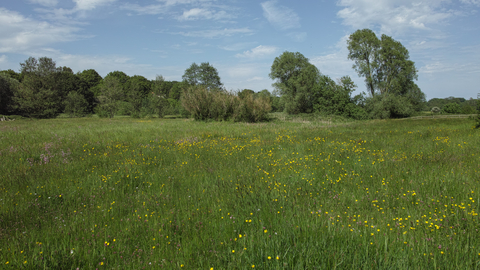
[426,97,477,114]
[1,28,477,122]
[0,116,479,269]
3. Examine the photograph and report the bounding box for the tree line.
[2,28,476,122]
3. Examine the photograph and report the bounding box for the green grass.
[1,116,479,269]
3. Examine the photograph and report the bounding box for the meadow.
[0,115,479,269]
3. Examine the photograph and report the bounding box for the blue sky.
[0,0,479,100]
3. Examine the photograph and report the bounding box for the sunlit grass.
[1,116,479,269]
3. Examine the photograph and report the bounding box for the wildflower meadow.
[1,116,479,269]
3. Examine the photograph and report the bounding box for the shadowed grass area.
[0,116,479,269]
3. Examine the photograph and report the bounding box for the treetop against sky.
[0,0,479,99]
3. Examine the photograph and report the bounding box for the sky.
[0,0,479,100]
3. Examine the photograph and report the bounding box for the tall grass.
[0,116,479,269]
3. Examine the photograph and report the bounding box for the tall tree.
[347,29,380,96]
[0,72,19,114]
[376,34,417,95]
[269,51,321,114]
[13,57,68,118]
[96,76,124,118]
[182,62,222,90]
[347,29,419,97]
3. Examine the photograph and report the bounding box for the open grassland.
[1,117,479,269]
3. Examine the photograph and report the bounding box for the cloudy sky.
[1,0,479,99]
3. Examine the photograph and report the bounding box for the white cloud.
[29,0,58,7]
[460,0,480,5]
[120,3,168,15]
[221,63,272,91]
[73,0,117,11]
[176,28,253,38]
[0,55,7,64]
[310,35,356,76]
[261,0,300,30]
[177,8,232,21]
[287,32,307,42]
[235,45,278,59]
[219,42,258,51]
[337,0,453,35]
[0,8,82,54]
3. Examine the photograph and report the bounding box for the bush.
[181,86,271,122]
[442,103,461,114]
[365,94,413,119]
[63,91,89,117]
[476,99,480,129]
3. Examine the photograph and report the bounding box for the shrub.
[63,91,89,117]
[431,107,441,114]
[476,99,480,129]
[181,86,271,122]
[365,94,413,119]
[442,102,461,114]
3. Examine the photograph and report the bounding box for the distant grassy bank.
[1,116,479,269]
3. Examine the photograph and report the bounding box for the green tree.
[269,51,322,114]
[96,76,124,118]
[376,35,418,95]
[238,89,255,99]
[105,71,129,85]
[63,91,89,117]
[12,74,61,118]
[347,29,419,97]
[182,62,223,90]
[0,72,20,114]
[443,103,461,114]
[475,99,480,128]
[347,29,380,96]
[13,57,68,118]
[78,69,102,96]
[124,75,152,117]
[1,69,23,82]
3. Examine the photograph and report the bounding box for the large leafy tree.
[124,75,152,117]
[78,69,102,96]
[348,29,426,117]
[0,72,20,114]
[269,51,322,114]
[182,62,223,90]
[96,76,124,118]
[13,56,82,118]
[347,29,418,96]
[347,29,380,97]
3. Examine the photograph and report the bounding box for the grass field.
[1,115,479,269]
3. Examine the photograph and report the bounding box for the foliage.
[476,99,480,128]
[63,91,89,117]
[0,69,23,82]
[77,69,102,98]
[181,86,271,122]
[442,102,461,114]
[427,97,476,114]
[124,75,152,117]
[11,73,62,118]
[238,89,255,99]
[182,62,223,90]
[365,93,414,119]
[347,29,418,96]
[347,29,424,118]
[431,107,441,114]
[347,29,380,96]
[0,72,19,114]
[269,52,322,114]
[96,76,124,118]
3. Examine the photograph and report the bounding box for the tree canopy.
[182,62,223,90]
